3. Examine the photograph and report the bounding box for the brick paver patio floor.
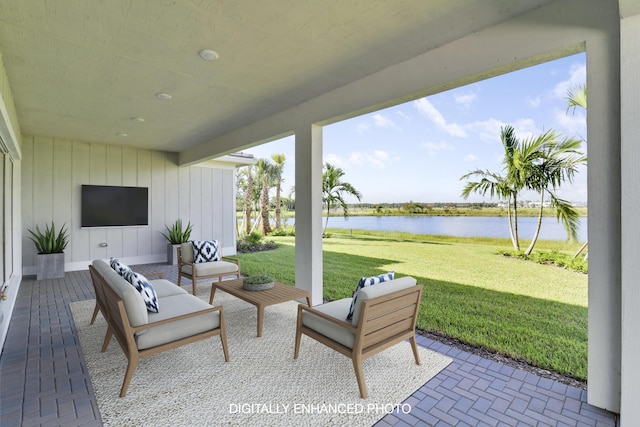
[0,264,618,426]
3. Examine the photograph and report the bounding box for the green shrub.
[237,231,277,253]
[496,249,588,273]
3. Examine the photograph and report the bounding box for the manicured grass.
[236,231,588,380]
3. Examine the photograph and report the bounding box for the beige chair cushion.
[180,242,195,263]
[350,276,417,326]
[181,260,239,277]
[136,294,221,350]
[302,298,355,349]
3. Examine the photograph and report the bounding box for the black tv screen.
[81,185,149,227]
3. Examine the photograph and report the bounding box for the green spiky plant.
[160,219,193,244]
[27,222,69,254]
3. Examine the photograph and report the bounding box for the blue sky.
[246,52,587,204]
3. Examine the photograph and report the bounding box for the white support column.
[294,124,324,305]
[586,19,622,413]
[620,11,640,425]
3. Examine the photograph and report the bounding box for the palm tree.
[255,158,277,234]
[461,125,586,253]
[462,126,523,250]
[271,153,286,229]
[461,169,520,249]
[322,163,362,234]
[521,131,586,254]
[566,83,589,259]
[566,84,587,113]
[241,166,254,235]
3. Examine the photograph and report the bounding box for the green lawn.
[236,231,588,380]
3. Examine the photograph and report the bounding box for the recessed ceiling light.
[131,117,145,122]
[156,93,172,100]
[116,132,128,137]
[199,49,219,61]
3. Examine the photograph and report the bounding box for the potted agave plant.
[160,219,193,265]
[27,222,70,280]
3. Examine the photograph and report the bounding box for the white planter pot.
[36,252,65,280]
[167,243,181,265]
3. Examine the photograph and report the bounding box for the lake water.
[295,215,588,242]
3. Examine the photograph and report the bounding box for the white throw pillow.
[123,270,159,313]
[110,257,131,277]
[192,240,221,263]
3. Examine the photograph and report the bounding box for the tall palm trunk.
[274,177,282,229]
[323,202,331,235]
[525,192,545,255]
[506,200,517,251]
[512,194,520,251]
[244,168,253,235]
[260,182,272,234]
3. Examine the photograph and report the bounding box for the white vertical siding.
[21,137,237,273]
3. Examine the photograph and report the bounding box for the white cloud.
[466,118,507,143]
[372,113,395,127]
[367,150,390,169]
[396,111,411,121]
[555,108,587,137]
[348,152,366,166]
[324,153,346,168]
[527,96,541,108]
[372,150,389,161]
[463,153,477,162]
[414,98,467,137]
[511,118,539,141]
[454,92,478,106]
[324,150,391,169]
[553,63,586,99]
[465,117,539,144]
[421,141,454,156]
[356,122,371,133]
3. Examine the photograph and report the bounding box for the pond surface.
[292,215,588,242]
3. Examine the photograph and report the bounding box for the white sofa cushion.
[135,294,221,350]
[301,298,355,349]
[150,279,188,298]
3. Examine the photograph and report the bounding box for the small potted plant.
[27,222,69,280]
[242,275,274,291]
[160,219,193,265]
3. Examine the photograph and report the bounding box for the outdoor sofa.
[89,259,229,397]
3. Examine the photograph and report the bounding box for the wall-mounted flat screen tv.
[81,185,149,227]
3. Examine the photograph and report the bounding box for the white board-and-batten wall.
[21,135,237,274]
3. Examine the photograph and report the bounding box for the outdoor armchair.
[294,276,423,398]
[177,240,240,295]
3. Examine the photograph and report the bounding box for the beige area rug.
[71,284,452,427]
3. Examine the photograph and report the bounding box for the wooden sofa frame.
[88,265,230,397]
[176,245,241,295]
[294,284,423,398]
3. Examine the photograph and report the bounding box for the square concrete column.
[620,10,640,426]
[294,124,324,305]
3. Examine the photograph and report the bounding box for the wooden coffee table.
[209,278,312,337]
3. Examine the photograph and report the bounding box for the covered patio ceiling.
[0,0,555,155]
